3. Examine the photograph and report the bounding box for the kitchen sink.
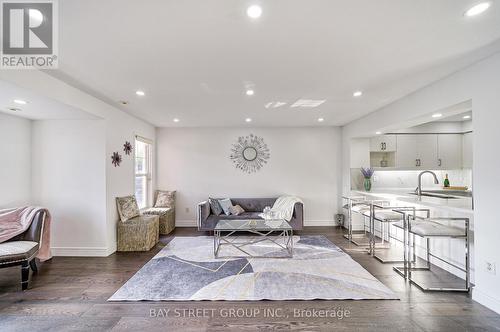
[408,192,459,199]
[420,190,472,197]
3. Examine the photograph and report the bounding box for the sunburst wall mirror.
[230,134,270,173]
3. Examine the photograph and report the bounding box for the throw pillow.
[218,198,233,216]
[208,197,223,216]
[155,190,176,208]
[229,204,245,216]
[116,195,140,222]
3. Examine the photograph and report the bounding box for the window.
[135,137,152,209]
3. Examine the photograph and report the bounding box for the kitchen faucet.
[416,170,439,196]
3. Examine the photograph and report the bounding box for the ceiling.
[51,0,500,127]
[437,111,473,122]
[0,80,99,120]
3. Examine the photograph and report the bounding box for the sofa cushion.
[230,198,277,212]
[218,198,233,216]
[155,190,176,208]
[116,195,140,222]
[0,241,39,265]
[208,212,261,222]
[229,204,245,216]
[208,198,223,216]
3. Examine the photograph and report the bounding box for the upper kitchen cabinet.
[437,134,463,169]
[396,134,438,168]
[396,135,418,167]
[370,135,396,152]
[417,134,438,168]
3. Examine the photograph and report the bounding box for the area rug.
[108,235,398,301]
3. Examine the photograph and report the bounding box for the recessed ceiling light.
[246,89,254,96]
[246,5,262,19]
[375,131,382,135]
[173,118,180,123]
[317,118,324,122]
[135,90,145,96]
[291,99,326,108]
[465,2,491,17]
[7,107,21,112]
[13,99,27,105]
[245,118,252,123]
[432,113,443,118]
[353,91,363,97]
[463,115,471,119]
[119,100,129,105]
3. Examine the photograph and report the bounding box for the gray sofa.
[197,197,303,231]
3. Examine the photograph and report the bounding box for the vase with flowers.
[361,167,374,192]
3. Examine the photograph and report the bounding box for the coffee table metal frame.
[213,219,293,259]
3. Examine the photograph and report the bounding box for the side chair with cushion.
[116,195,159,251]
[142,190,176,235]
[0,210,45,290]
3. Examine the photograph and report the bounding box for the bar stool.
[342,195,369,243]
[393,216,470,292]
[342,197,392,249]
[362,206,431,263]
[343,197,414,256]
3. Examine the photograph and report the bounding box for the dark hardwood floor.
[1,227,499,331]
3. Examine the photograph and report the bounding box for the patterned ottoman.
[117,215,159,251]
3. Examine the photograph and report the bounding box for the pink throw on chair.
[0,206,52,261]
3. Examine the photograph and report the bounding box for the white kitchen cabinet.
[377,133,467,169]
[370,135,396,152]
[396,135,418,167]
[462,132,473,168]
[417,134,438,168]
[437,134,463,169]
[396,134,438,168]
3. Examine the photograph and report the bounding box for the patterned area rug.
[109,235,398,301]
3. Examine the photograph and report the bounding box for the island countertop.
[350,188,473,214]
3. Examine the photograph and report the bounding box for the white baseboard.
[175,219,197,227]
[175,220,338,227]
[51,246,111,257]
[473,287,500,314]
[304,220,338,227]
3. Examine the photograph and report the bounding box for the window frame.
[134,136,153,209]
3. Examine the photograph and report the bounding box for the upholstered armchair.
[0,210,45,290]
[142,190,176,235]
[116,195,159,251]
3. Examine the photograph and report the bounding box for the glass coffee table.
[214,219,293,258]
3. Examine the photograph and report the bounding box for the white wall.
[157,127,342,226]
[0,113,31,208]
[104,115,156,253]
[342,51,500,314]
[32,120,107,255]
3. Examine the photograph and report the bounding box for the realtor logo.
[1,0,58,69]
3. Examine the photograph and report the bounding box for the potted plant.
[361,167,374,192]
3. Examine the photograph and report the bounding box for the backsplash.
[351,169,472,191]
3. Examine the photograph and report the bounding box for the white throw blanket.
[270,196,303,222]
